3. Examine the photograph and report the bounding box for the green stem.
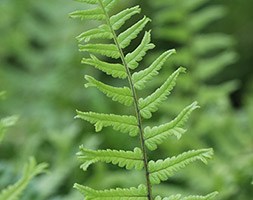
[98,1,152,199]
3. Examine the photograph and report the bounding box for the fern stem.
[98,1,152,199]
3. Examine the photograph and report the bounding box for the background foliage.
[0,0,252,199]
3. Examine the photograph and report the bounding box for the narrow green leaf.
[0,158,48,200]
[74,184,147,200]
[79,44,120,59]
[139,67,186,119]
[81,55,127,79]
[85,75,133,106]
[69,8,105,20]
[132,50,176,90]
[110,6,141,30]
[118,17,151,49]
[149,149,213,184]
[102,0,119,12]
[144,102,199,150]
[75,0,98,4]
[155,192,218,200]
[77,146,144,170]
[77,25,113,42]
[0,116,19,143]
[75,111,139,136]
[125,31,155,69]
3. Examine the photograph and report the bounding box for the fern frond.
[75,111,139,136]
[149,149,213,184]
[139,67,186,119]
[74,184,147,200]
[118,17,151,49]
[110,6,141,30]
[69,8,105,20]
[75,0,98,4]
[79,44,120,59]
[101,0,119,12]
[144,102,199,150]
[125,31,155,69]
[85,75,133,106]
[77,25,113,42]
[77,146,144,170]
[0,116,19,143]
[0,158,47,200]
[82,55,127,79]
[132,50,176,90]
[155,192,218,200]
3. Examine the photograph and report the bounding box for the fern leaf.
[144,102,199,150]
[82,55,127,79]
[74,184,147,200]
[0,116,18,142]
[0,158,47,200]
[102,0,119,12]
[75,111,139,136]
[85,75,133,106]
[139,67,186,119]
[125,31,155,69]
[69,8,105,20]
[75,0,98,4]
[77,146,143,170]
[110,6,141,30]
[149,149,213,184]
[118,17,151,49]
[77,25,113,42]
[79,43,120,59]
[132,50,176,90]
[154,192,218,200]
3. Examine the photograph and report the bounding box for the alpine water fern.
[70,0,217,199]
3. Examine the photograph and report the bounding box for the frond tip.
[149,148,213,184]
[74,184,147,200]
[77,146,144,170]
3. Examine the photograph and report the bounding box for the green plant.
[143,1,253,200]
[0,158,47,200]
[70,0,217,199]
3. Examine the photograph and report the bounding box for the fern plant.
[70,0,217,199]
[0,158,47,200]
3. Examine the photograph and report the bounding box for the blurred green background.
[0,0,252,199]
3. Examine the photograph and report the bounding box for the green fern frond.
[144,102,199,150]
[79,43,120,58]
[110,6,141,30]
[82,55,127,79]
[0,116,19,143]
[77,25,113,42]
[0,158,48,200]
[149,149,213,184]
[77,146,144,170]
[101,0,119,12]
[85,75,133,106]
[75,111,139,136]
[118,16,151,49]
[73,184,147,200]
[139,67,186,119]
[75,0,98,4]
[132,49,176,90]
[155,191,218,200]
[125,31,155,69]
[72,0,217,198]
[69,8,105,20]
